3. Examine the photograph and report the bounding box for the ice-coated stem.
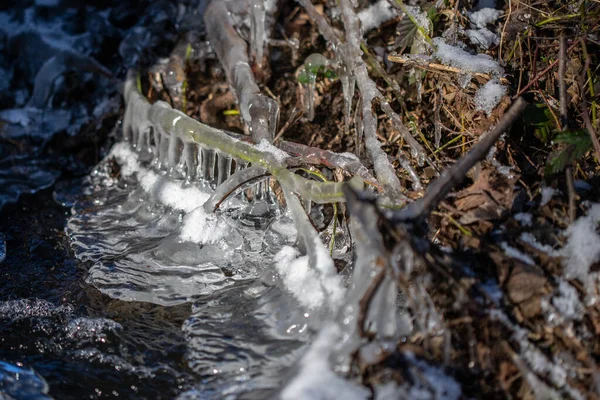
[297,0,430,201]
[250,0,266,68]
[204,1,278,143]
[203,165,269,212]
[123,70,363,205]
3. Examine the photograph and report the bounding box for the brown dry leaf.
[454,164,519,225]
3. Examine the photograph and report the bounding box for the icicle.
[158,133,170,169]
[335,56,355,132]
[250,0,266,68]
[136,128,146,151]
[201,149,214,184]
[216,153,229,185]
[298,53,331,121]
[183,142,197,182]
[167,136,181,173]
[204,1,279,143]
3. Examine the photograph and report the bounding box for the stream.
[0,1,311,398]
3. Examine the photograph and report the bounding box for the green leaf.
[522,104,556,143]
[395,17,418,49]
[545,130,592,175]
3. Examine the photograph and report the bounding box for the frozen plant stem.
[204,1,278,143]
[297,0,432,200]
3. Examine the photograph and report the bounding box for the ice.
[405,5,433,35]
[281,187,345,311]
[561,204,600,281]
[204,1,279,143]
[250,0,266,67]
[255,139,290,163]
[298,53,331,121]
[280,323,371,400]
[0,108,32,126]
[110,142,211,213]
[474,80,506,115]
[0,361,50,400]
[433,37,504,76]
[0,232,5,263]
[357,0,398,32]
[468,8,503,29]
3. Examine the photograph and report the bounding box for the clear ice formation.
[0,232,5,263]
[297,0,431,199]
[0,360,50,400]
[122,70,355,204]
[27,50,113,109]
[67,69,362,307]
[204,0,279,144]
[250,0,266,67]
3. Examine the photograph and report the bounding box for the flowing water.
[0,1,318,398]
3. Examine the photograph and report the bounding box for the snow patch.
[110,142,211,213]
[561,204,600,281]
[540,186,557,206]
[551,279,584,322]
[474,80,506,115]
[357,0,398,32]
[501,242,535,265]
[514,212,533,227]
[466,28,499,49]
[468,8,503,29]
[179,207,228,245]
[280,323,370,400]
[433,37,504,76]
[274,244,344,310]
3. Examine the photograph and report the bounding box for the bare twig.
[388,54,509,84]
[558,34,577,222]
[297,0,431,200]
[279,140,380,185]
[396,97,527,220]
[578,39,600,161]
[513,39,578,99]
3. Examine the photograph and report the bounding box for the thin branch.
[512,39,578,99]
[578,39,600,161]
[297,0,430,200]
[558,34,577,222]
[396,97,527,220]
[388,54,510,84]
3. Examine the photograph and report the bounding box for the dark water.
[0,1,200,398]
[0,2,312,398]
[0,190,195,399]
